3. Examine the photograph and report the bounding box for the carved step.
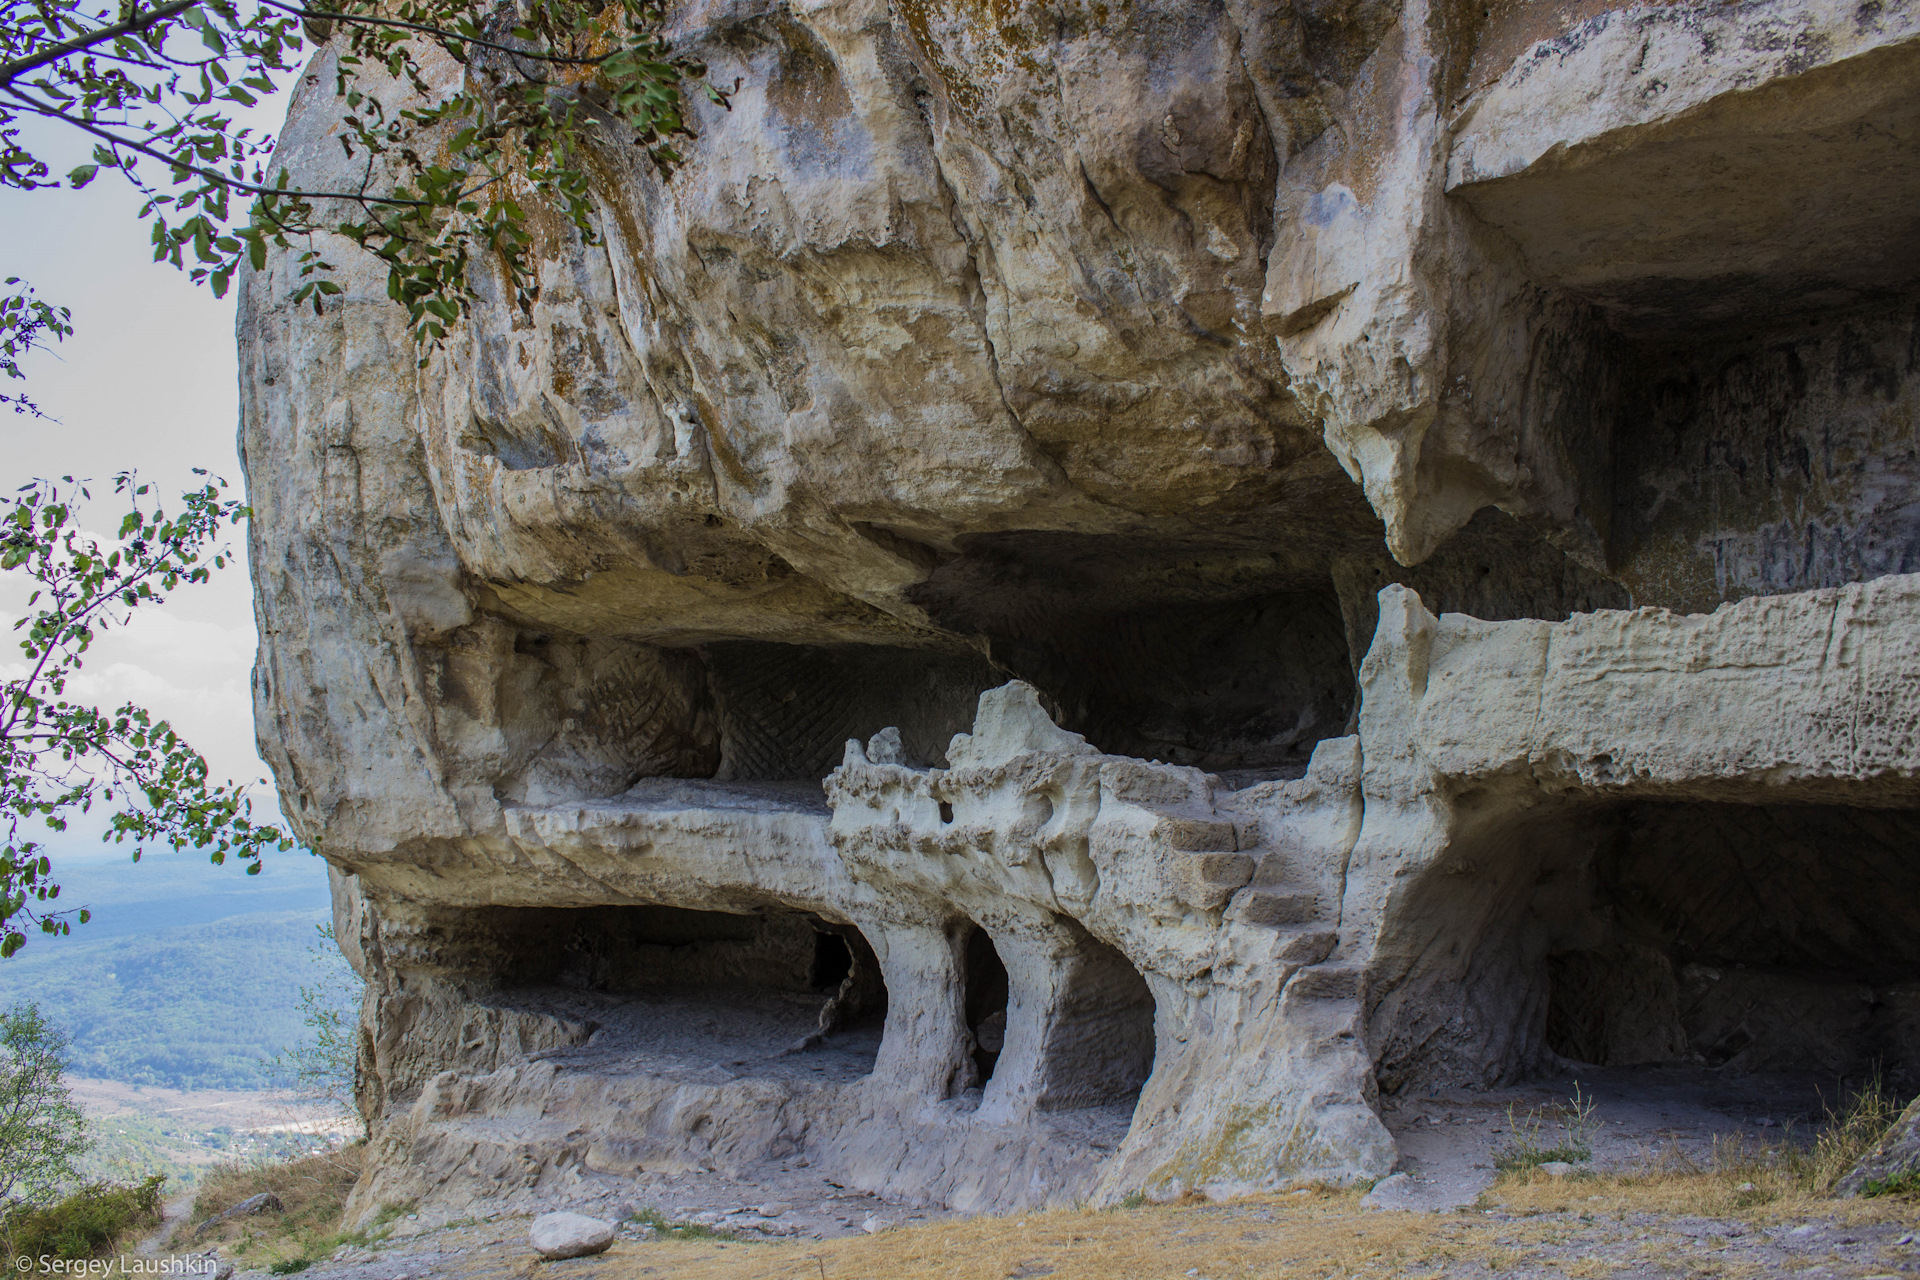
[1284,963,1367,1002]
[1233,883,1323,927]
[1171,849,1256,911]
[1156,815,1240,851]
[1274,927,1338,966]
[1188,851,1255,889]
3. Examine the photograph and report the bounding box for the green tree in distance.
[0,473,289,956]
[0,1001,88,1201]
[268,923,364,1136]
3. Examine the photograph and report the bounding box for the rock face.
[240,0,1920,1218]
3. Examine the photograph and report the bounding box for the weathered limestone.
[245,0,1920,1222]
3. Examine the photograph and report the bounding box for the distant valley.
[0,842,342,1091]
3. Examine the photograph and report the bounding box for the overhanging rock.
[243,0,1920,1222]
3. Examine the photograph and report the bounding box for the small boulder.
[861,1215,895,1234]
[757,1202,790,1218]
[195,1193,284,1236]
[529,1212,618,1260]
[1360,1173,1412,1210]
[1539,1162,1574,1179]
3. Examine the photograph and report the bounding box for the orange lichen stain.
[896,0,1122,128]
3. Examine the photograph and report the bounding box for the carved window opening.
[963,924,1010,1086]
[1031,934,1158,1115]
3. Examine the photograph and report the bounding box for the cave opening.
[1030,933,1158,1114]
[902,532,1362,777]
[438,902,890,1078]
[1543,800,1920,1089]
[963,924,1010,1086]
[811,929,855,990]
[986,589,1356,778]
[698,640,1001,779]
[1374,795,1920,1106]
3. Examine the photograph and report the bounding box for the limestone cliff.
[241,0,1920,1217]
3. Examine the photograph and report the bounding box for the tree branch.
[3,86,461,207]
[261,0,614,64]
[0,0,202,89]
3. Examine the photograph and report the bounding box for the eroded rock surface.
[241,0,1920,1220]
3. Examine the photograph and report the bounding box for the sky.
[0,94,332,909]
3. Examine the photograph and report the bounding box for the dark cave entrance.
[698,641,1001,778]
[963,924,1010,1086]
[442,902,891,1075]
[1542,801,1920,1089]
[985,589,1356,778]
[897,531,1362,777]
[693,587,1356,781]
[812,929,855,990]
[1032,933,1158,1113]
[957,918,1159,1114]
[1375,797,1920,1103]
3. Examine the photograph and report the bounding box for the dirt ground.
[179,1179,1918,1280]
[132,1066,1917,1280]
[1373,1064,1869,1211]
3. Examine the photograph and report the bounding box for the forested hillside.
[0,842,341,1090]
[0,911,339,1089]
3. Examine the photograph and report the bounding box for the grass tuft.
[629,1207,738,1241]
[1486,1073,1916,1220]
[1492,1083,1600,1173]
[1804,1073,1907,1193]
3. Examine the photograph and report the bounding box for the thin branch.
[4,85,460,206]
[0,0,201,88]
[263,0,614,64]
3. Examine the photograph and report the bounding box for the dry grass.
[166,1143,370,1271]
[603,1191,1502,1280]
[589,1176,1920,1280]
[1484,1155,1915,1225]
[1487,1071,1917,1222]
[579,1088,1920,1280]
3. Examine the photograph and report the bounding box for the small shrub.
[0,1175,165,1260]
[1862,1168,1920,1198]
[629,1207,736,1241]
